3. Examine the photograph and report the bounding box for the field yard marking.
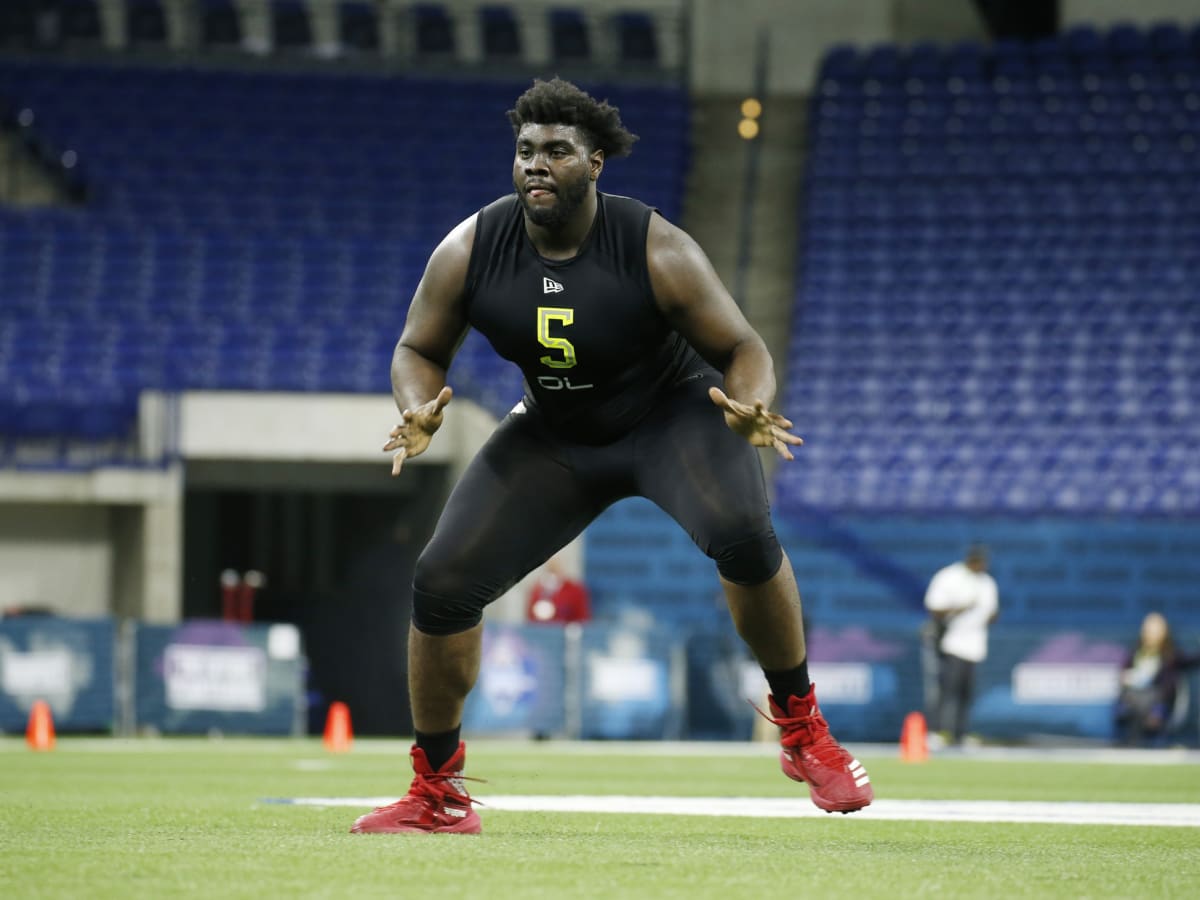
[271,796,1200,828]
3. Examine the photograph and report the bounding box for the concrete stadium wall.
[0,393,497,623]
[0,503,113,618]
[1061,0,1200,28]
[689,0,987,94]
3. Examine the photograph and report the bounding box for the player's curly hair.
[507,78,639,158]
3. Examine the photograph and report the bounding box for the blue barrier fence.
[134,620,305,736]
[3,615,1197,745]
[0,616,115,733]
[465,620,1200,746]
[0,617,304,736]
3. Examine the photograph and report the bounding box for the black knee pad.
[411,588,485,636]
[411,557,489,636]
[714,528,784,586]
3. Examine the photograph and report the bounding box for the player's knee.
[713,528,783,586]
[411,555,488,636]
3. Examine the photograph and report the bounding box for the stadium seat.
[1146,22,1187,59]
[413,4,455,56]
[818,44,858,84]
[549,7,589,63]
[338,1,379,52]
[944,41,986,81]
[1106,23,1149,61]
[782,26,1200,516]
[271,0,312,50]
[199,0,242,49]
[0,60,691,451]
[126,0,168,47]
[0,0,37,49]
[861,45,903,82]
[614,11,658,65]
[906,42,944,81]
[60,0,103,44]
[480,5,520,60]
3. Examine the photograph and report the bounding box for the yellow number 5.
[537,307,577,369]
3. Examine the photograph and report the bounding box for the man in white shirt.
[924,545,999,746]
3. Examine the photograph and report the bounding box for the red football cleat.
[762,685,874,814]
[350,742,481,834]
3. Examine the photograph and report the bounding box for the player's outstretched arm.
[385,216,475,476]
[707,385,803,461]
[646,214,803,460]
[384,386,454,475]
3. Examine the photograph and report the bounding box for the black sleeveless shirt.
[463,192,703,444]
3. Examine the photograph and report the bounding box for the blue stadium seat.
[338,1,379,52]
[61,0,103,44]
[944,41,986,81]
[1107,23,1150,61]
[271,0,312,50]
[413,4,454,56]
[615,11,658,65]
[126,0,168,47]
[861,45,903,82]
[906,42,944,81]
[783,26,1200,515]
[1147,22,1188,59]
[480,5,520,60]
[549,8,589,63]
[0,0,37,49]
[0,62,691,452]
[200,0,242,49]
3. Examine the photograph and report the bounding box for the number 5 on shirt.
[538,307,578,369]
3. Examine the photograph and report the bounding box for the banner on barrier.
[579,625,674,740]
[0,617,115,733]
[462,624,566,736]
[135,620,304,736]
[163,644,267,712]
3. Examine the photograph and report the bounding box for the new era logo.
[543,277,564,294]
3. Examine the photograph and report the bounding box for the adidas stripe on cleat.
[350,742,482,834]
[760,685,874,814]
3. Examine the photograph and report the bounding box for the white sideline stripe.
[277,796,1200,828]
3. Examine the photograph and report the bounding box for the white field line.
[8,738,1200,767]
[275,795,1200,828]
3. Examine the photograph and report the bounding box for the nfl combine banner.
[462,623,567,736]
[0,616,116,733]
[133,620,305,735]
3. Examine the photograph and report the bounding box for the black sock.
[415,725,461,772]
[763,660,811,709]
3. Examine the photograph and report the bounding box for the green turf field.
[2,738,1199,899]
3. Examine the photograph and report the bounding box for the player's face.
[1141,612,1167,648]
[513,124,598,229]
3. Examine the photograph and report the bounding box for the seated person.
[1115,612,1200,746]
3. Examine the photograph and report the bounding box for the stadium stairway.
[682,95,808,427]
[0,131,63,206]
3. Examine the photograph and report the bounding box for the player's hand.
[708,386,803,461]
[383,386,453,476]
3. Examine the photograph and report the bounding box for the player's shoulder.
[600,191,655,216]
[430,211,479,265]
[480,192,522,219]
[932,562,960,582]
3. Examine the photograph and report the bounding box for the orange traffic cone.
[899,711,928,763]
[323,701,353,753]
[26,700,56,751]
